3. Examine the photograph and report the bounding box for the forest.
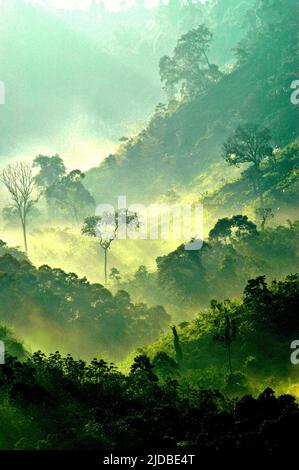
[0,0,298,458]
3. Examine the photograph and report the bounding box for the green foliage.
[223,124,272,168]
[0,253,170,360]
[31,155,95,224]
[159,24,221,99]
[156,242,209,304]
[0,1,297,452]
[209,215,258,242]
[171,325,183,364]
[130,354,157,382]
[139,222,298,312]
[223,124,273,207]
[82,210,139,285]
[144,273,299,390]
[0,240,28,261]
[152,351,179,379]
[0,350,298,451]
[206,140,299,214]
[84,1,297,207]
[0,325,27,361]
[33,155,66,191]
[109,267,121,284]
[242,274,299,337]
[46,169,95,224]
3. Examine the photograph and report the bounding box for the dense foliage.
[0,0,297,456]
[0,271,298,452]
[84,0,297,207]
[0,351,298,452]
[206,140,299,215]
[144,274,299,391]
[0,253,170,360]
[118,221,299,317]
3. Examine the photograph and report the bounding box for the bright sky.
[0,0,207,171]
[30,0,206,12]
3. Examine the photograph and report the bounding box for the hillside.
[0,0,298,458]
[205,140,299,220]
[0,324,27,361]
[142,273,299,395]
[84,0,297,206]
[0,248,170,361]
[117,220,299,320]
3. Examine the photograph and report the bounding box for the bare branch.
[0,161,36,253]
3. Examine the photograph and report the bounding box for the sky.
[0,0,207,172]
[0,0,162,171]
[29,1,206,12]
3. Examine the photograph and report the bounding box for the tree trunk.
[254,163,264,209]
[203,50,211,69]
[225,315,233,381]
[104,248,108,287]
[227,340,233,377]
[258,187,264,209]
[172,326,183,365]
[22,220,28,254]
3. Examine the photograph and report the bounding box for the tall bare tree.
[1,162,36,254]
[82,209,139,286]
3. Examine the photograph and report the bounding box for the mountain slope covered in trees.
[84,0,297,207]
[0,272,298,452]
[143,273,299,393]
[0,249,170,360]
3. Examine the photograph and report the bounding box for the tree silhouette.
[1,162,36,254]
[82,209,138,286]
[209,215,258,243]
[33,154,66,191]
[223,124,273,208]
[225,314,233,381]
[171,325,183,365]
[109,267,121,286]
[255,207,274,230]
[159,24,221,98]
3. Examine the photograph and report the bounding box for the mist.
[0,0,167,170]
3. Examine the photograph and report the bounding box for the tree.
[223,124,273,208]
[224,314,233,381]
[82,210,139,286]
[159,24,221,99]
[2,205,41,229]
[171,325,183,365]
[130,354,157,382]
[156,242,209,304]
[209,218,232,244]
[230,215,258,240]
[159,55,179,99]
[134,265,149,281]
[209,215,258,243]
[242,274,299,337]
[212,300,238,382]
[33,154,66,191]
[175,24,212,70]
[255,207,274,231]
[33,156,95,225]
[46,170,95,224]
[109,267,121,286]
[152,351,179,378]
[1,162,36,254]
[2,206,20,228]
[0,255,171,361]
